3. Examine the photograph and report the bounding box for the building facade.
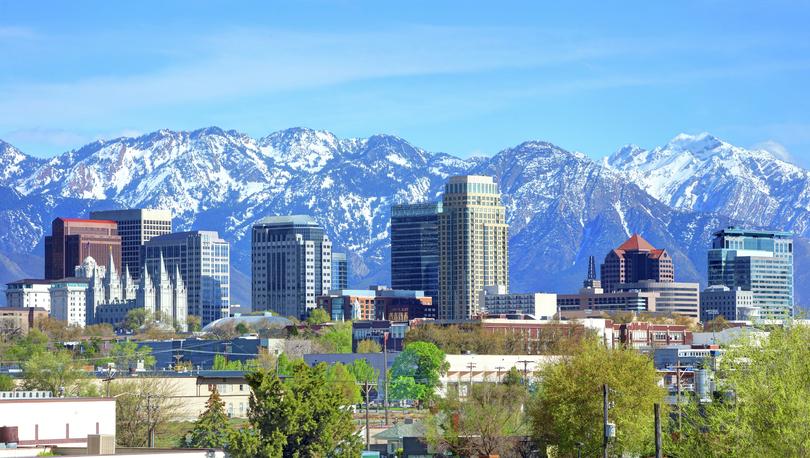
[615,280,700,318]
[44,218,121,280]
[317,289,377,321]
[700,285,756,322]
[0,307,48,335]
[438,176,509,320]
[49,278,90,326]
[708,227,794,319]
[331,252,348,290]
[557,286,658,317]
[252,216,332,319]
[5,279,53,311]
[391,202,442,304]
[144,231,230,325]
[137,253,188,331]
[479,285,557,319]
[90,208,172,280]
[600,234,674,292]
[76,254,136,325]
[316,286,435,322]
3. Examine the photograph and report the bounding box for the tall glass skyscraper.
[144,231,230,326]
[439,176,509,320]
[331,252,348,290]
[251,215,332,319]
[391,202,442,304]
[708,227,794,320]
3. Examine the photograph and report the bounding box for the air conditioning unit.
[87,434,116,455]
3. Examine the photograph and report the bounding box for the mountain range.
[0,128,807,309]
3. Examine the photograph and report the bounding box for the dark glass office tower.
[391,202,442,304]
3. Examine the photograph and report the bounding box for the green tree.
[307,308,331,325]
[5,329,49,362]
[125,308,149,331]
[356,339,381,353]
[21,350,90,396]
[106,341,156,370]
[390,341,448,405]
[0,373,15,390]
[228,363,362,457]
[213,354,245,370]
[502,367,524,386]
[325,362,361,404]
[186,315,202,332]
[318,322,352,353]
[184,388,233,448]
[666,324,810,457]
[236,322,251,335]
[427,382,530,457]
[348,358,380,385]
[529,337,665,457]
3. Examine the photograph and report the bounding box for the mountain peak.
[666,132,725,155]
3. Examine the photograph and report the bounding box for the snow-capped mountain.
[606,133,810,236]
[0,128,807,307]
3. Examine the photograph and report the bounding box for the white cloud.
[752,140,795,164]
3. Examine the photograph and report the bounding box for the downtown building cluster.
[4,209,231,330]
[248,174,796,328]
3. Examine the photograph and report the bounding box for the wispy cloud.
[752,139,795,163]
[0,25,679,126]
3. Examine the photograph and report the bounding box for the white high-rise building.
[5,280,52,312]
[252,216,332,319]
[89,208,172,280]
[49,279,89,327]
[438,176,509,320]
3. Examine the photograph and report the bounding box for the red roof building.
[600,234,674,292]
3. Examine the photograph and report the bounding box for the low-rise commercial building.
[0,307,48,335]
[318,286,434,322]
[352,320,410,352]
[557,284,658,317]
[615,280,700,318]
[612,321,693,349]
[700,285,755,322]
[0,396,115,447]
[479,285,557,319]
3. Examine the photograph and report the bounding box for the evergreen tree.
[228,362,362,457]
[185,388,233,448]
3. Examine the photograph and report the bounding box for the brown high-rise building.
[44,218,122,280]
[600,234,674,292]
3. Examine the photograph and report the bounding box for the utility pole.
[466,362,476,392]
[383,331,389,426]
[495,365,504,383]
[517,360,532,386]
[654,403,662,458]
[676,355,682,430]
[602,384,609,458]
[363,380,371,450]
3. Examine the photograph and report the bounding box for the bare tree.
[110,377,187,447]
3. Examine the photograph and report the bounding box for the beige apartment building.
[438,175,509,320]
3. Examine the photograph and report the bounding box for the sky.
[1,1,809,165]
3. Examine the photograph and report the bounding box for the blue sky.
[1,1,809,165]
